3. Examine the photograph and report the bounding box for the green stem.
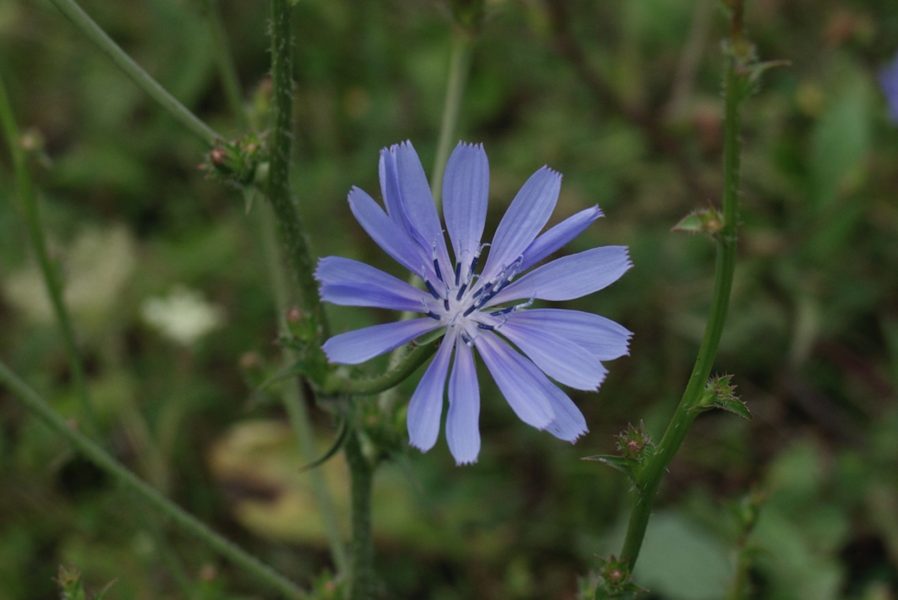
[344,432,375,600]
[0,75,99,436]
[324,336,442,396]
[430,26,473,205]
[201,0,248,128]
[258,201,349,574]
[46,0,219,144]
[617,18,744,571]
[267,0,326,337]
[0,359,307,599]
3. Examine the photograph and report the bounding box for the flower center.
[423,253,527,344]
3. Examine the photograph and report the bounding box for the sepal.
[672,208,724,237]
[693,374,750,419]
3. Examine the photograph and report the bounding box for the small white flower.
[141,287,224,346]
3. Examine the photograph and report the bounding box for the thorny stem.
[202,0,349,571]
[0,360,307,599]
[430,26,473,205]
[0,75,99,437]
[46,0,219,144]
[268,0,327,338]
[617,5,746,571]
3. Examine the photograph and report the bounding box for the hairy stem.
[203,0,349,573]
[344,432,375,600]
[617,9,745,571]
[268,0,326,337]
[0,75,98,436]
[46,0,219,144]
[0,360,307,599]
[430,26,473,205]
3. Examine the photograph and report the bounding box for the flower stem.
[324,336,442,396]
[430,26,473,205]
[0,359,307,599]
[0,75,98,437]
[268,0,327,337]
[202,0,349,574]
[45,0,219,144]
[344,431,375,600]
[617,6,745,571]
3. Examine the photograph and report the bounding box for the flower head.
[317,141,632,464]
[880,52,898,123]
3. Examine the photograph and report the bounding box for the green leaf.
[694,374,750,419]
[582,454,640,484]
[298,418,349,473]
[671,209,724,236]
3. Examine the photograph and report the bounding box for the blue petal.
[480,166,561,281]
[390,142,453,275]
[496,320,607,390]
[486,246,631,306]
[407,335,454,452]
[446,338,480,465]
[379,147,419,240]
[322,318,440,364]
[442,142,489,266]
[544,388,588,443]
[316,257,431,312]
[503,309,632,361]
[519,205,603,272]
[482,334,587,442]
[473,332,555,429]
[348,186,430,279]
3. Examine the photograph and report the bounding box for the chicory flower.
[317,141,631,464]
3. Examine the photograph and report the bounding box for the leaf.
[298,419,349,473]
[712,395,751,419]
[582,454,640,484]
[671,209,723,236]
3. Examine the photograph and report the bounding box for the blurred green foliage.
[1,0,897,598]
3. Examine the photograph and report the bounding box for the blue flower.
[317,141,632,464]
[881,53,898,123]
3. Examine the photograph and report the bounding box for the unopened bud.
[209,146,227,166]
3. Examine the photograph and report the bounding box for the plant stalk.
[430,26,473,205]
[202,0,349,575]
[268,0,327,337]
[0,359,307,599]
[258,202,349,574]
[617,12,744,571]
[324,336,441,396]
[46,0,219,144]
[0,75,99,436]
[344,431,375,600]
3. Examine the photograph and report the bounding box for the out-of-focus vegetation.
[1,0,897,598]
